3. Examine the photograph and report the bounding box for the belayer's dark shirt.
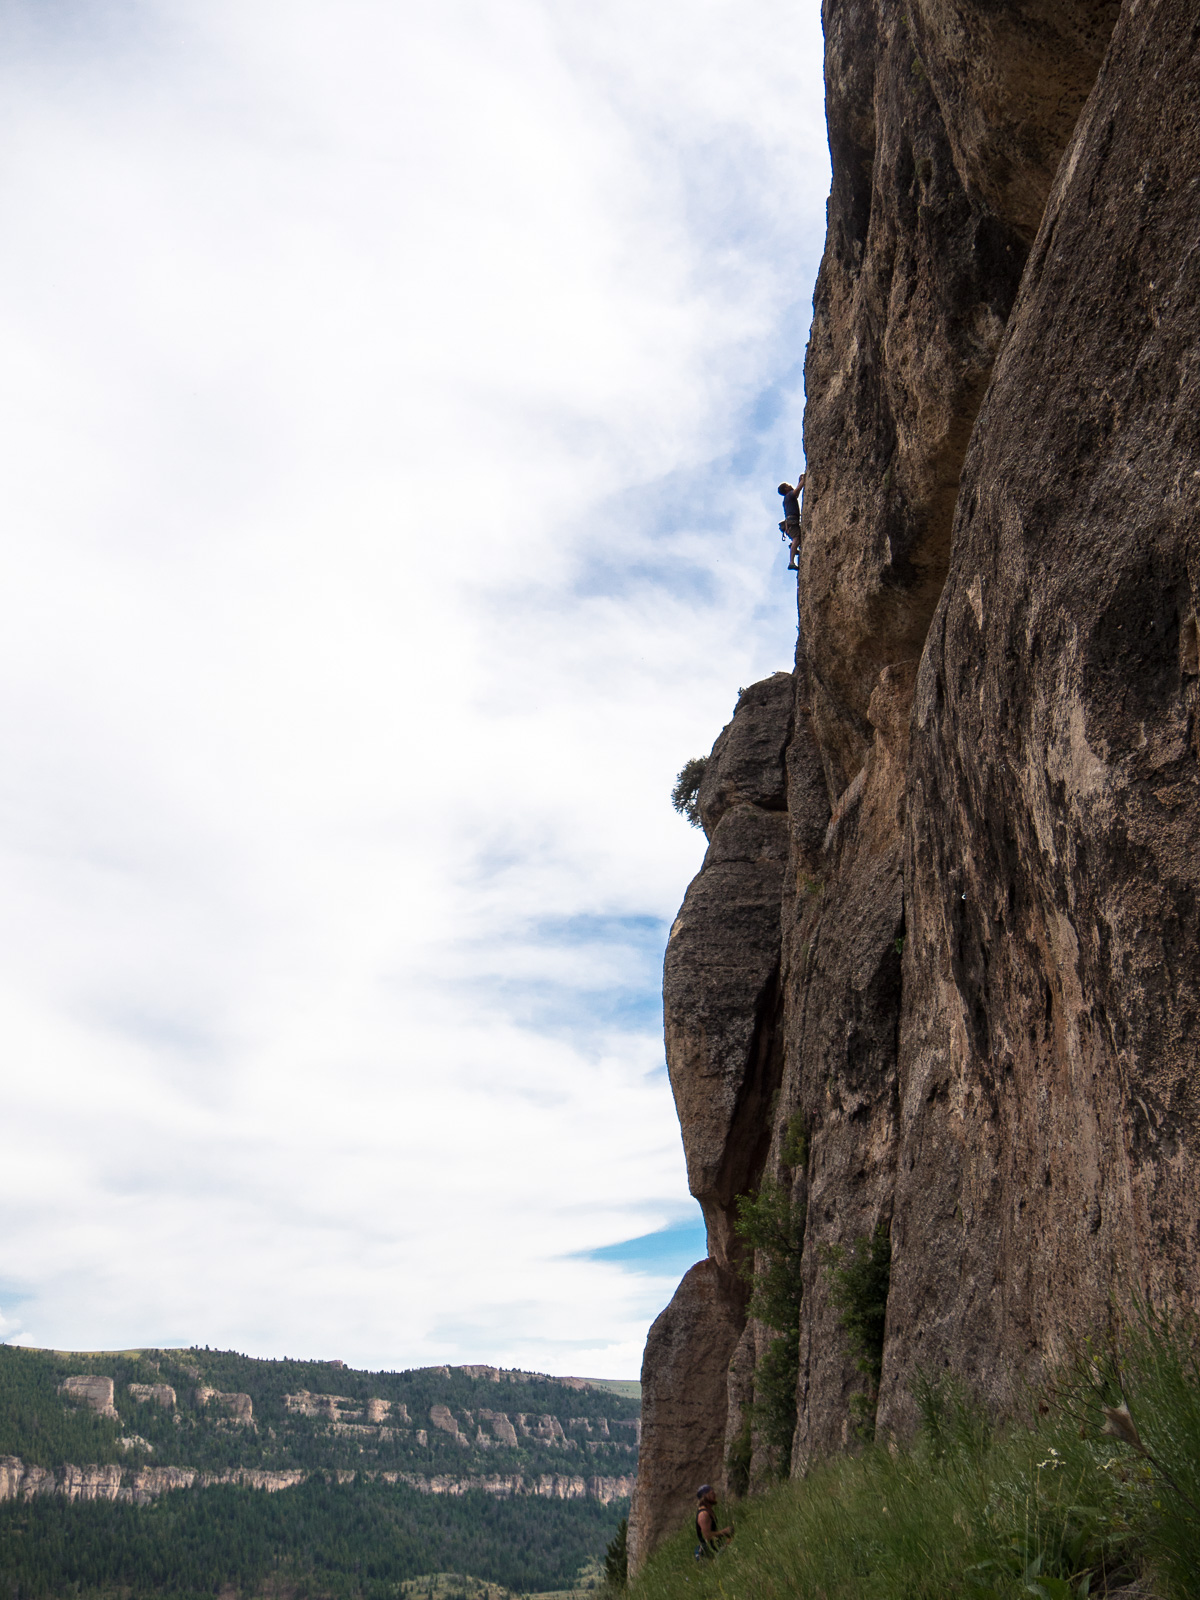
[695,1509,721,1557]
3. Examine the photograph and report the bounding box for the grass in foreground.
[630,1306,1200,1600]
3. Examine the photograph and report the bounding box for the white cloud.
[0,0,827,1373]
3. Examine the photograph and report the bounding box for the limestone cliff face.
[59,1376,120,1421]
[194,1387,254,1425]
[127,1384,176,1409]
[0,1454,634,1509]
[631,0,1200,1571]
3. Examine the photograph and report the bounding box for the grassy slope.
[576,1381,641,1402]
[633,1440,1151,1600]
[632,1319,1200,1600]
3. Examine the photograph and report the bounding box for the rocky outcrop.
[194,1388,253,1424]
[478,1409,520,1447]
[128,1383,176,1408]
[435,1365,600,1392]
[801,0,1118,791]
[0,1454,630,1507]
[429,1404,471,1446]
[517,1413,567,1444]
[786,660,912,1459]
[284,1390,397,1422]
[626,1261,745,1578]
[664,673,795,1270]
[632,0,1200,1573]
[387,1472,634,1503]
[0,1456,306,1506]
[58,1376,119,1420]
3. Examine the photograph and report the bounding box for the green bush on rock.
[670,758,707,830]
[822,1222,892,1438]
[732,1181,806,1477]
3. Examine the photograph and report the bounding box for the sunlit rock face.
[127,1384,176,1409]
[58,1376,120,1420]
[630,0,1200,1572]
[195,1388,254,1425]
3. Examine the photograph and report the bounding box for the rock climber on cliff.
[778,472,806,570]
[694,1485,733,1560]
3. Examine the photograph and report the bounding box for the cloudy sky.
[0,0,828,1377]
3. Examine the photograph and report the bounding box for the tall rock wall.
[631,0,1200,1572]
[884,0,1200,1432]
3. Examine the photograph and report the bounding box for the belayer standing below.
[694,1484,733,1561]
[778,472,806,570]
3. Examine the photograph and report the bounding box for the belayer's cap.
[696,1484,713,1499]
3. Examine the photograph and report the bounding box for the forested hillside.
[0,1477,620,1599]
[0,1347,635,1597]
[0,1345,639,1482]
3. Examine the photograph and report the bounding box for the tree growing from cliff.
[669,758,707,829]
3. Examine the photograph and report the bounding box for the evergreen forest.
[0,1345,635,1597]
[0,1475,625,1598]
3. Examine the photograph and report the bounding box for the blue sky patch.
[581,1214,708,1278]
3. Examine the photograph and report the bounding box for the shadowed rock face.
[882,0,1200,1432]
[909,1,1121,241]
[632,673,826,1556]
[625,0,1200,1572]
[664,674,794,1270]
[786,662,911,1460]
[801,0,1115,792]
[626,1261,745,1579]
